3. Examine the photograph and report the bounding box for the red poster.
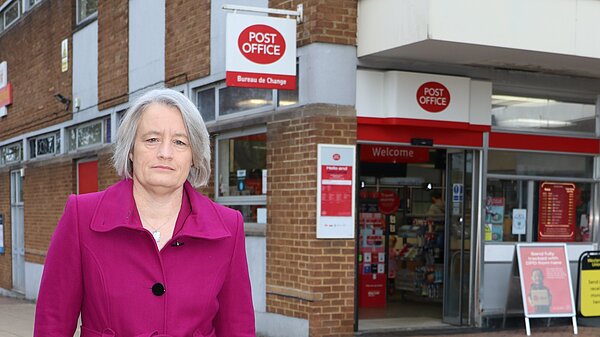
[320,165,352,216]
[378,190,400,215]
[517,245,575,316]
[538,182,576,242]
[360,145,429,163]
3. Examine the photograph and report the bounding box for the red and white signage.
[360,145,429,163]
[416,81,451,113]
[377,190,400,215]
[317,144,356,239]
[226,14,296,90]
[0,61,11,117]
[517,244,576,318]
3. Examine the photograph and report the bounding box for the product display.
[394,215,444,301]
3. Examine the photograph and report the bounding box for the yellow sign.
[581,269,600,316]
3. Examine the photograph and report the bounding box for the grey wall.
[210,0,268,76]
[72,21,98,112]
[299,43,357,106]
[129,0,165,93]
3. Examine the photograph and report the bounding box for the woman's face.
[130,103,193,193]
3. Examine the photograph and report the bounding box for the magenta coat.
[34,179,255,337]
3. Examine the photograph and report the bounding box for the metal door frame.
[443,149,481,326]
[10,168,25,293]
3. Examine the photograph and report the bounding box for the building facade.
[0,1,599,337]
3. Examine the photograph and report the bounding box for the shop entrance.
[357,146,478,330]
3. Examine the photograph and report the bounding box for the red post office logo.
[416,82,451,113]
[333,154,341,161]
[238,24,286,64]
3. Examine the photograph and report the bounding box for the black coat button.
[152,283,165,296]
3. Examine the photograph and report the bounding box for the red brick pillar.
[267,105,357,337]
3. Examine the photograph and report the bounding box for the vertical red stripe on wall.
[78,160,98,194]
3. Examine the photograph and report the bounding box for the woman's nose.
[157,141,174,159]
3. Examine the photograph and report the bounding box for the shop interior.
[357,147,450,329]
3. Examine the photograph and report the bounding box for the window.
[491,95,596,135]
[0,141,22,165]
[486,150,596,243]
[488,150,593,178]
[195,64,299,122]
[29,131,60,159]
[486,180,593,243]
[216,130,267,224]
[2,1,20,30]
[77,0,97,24]
[197,87,215,122]
[67,117,110,151]
[24,0,42,12]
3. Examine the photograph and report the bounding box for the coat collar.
[90,179,231,240]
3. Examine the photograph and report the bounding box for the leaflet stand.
[516,243,577,336]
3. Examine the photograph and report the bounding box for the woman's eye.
[146,138,159,143]
[174,140,187,146]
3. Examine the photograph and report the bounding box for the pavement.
[1,295,600,337]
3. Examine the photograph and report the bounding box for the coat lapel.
[90,180,231,240]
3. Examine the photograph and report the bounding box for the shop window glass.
[492,95,596,135]
[219,86,272,116]
[216,132,267,225]
[197,87,215,122]
[0,141,22,165]
[488,150,593,179]
[486,179,592,243]
[218,133,267,197]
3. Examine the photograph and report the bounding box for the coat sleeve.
[214,211,256,337]
[34,195,83,337]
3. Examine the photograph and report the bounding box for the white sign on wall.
[226,13,296,90]
[0,61,8,117]
[512,208,527,235]
[317,144,356,239]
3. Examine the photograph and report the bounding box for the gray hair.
[112,89,211,187]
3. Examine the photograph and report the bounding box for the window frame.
[67,117,109,152]
[2,0,20,30]
[76,0,97,25]
[214,127,268,225]
[0,141,23,165]
[23,0,42,12]
[28,131,60,159]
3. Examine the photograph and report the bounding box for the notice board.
[538,182,576,242]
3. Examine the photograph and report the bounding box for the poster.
[579,252,600,317]
[485,197,505,241]
[512,209,527,235]
[516,244,575,317]
[358,212,386,307]
[538,182,576,242]
[317,144,356,238]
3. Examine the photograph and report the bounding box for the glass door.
[443,150,477,325]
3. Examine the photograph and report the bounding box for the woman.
[34,89,255,337]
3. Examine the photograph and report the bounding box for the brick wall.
[165,0,211,87]
[269,0,357,47]
[97,0,128,110]
[267,105,357,337]
[97,149,121,191]
[0,0,73,141]
[24,160,74,265]
[0,170,12,289]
